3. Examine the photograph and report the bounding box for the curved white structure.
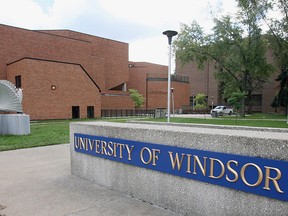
[0,80,29,135]
[0,80,23,113]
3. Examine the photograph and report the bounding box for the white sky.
[0,0,238,66]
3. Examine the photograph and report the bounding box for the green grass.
[223,113,287,120]
[0,114,287,152]
[148,117,288,128]
[0,121,70,151]
[0,117,133,151]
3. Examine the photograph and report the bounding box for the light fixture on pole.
[163,30,178,123]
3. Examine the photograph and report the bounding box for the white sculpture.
[0,80,29,135]
[0,80,23,113]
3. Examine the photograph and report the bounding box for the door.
[87,106,94,118]
[72,106,80,119]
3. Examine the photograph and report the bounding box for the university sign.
[74,133,288,201]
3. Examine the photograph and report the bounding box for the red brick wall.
[7,58,101,120]
[127,62,168,109]
[0,24,133,119]
[176,61,219,107]
[147,80,190,110]
[0,24,129,92]
[261,49,280,113]
[176,50,280,113]
[127,62,189,110]
[101,91,135,109]
[39,30,129,91]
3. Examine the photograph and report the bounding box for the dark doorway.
[72,106,80,119]
[87,106,94,118]
[15,75,21,88]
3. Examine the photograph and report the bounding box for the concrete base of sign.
[70,122,288,216]
[0,114,30,135]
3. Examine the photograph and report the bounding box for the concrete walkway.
[0,144,180,216]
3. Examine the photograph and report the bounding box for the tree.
[261,0,288,113]
[274,69,288,114]
[236,0,288,113]
[228,91,247,122]
[174,0,274,115]
[271,95,281,112]
[128,89,145,108]
[194,93,207,111]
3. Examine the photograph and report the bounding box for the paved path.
[0,144,180,216]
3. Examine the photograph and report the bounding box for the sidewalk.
[0,144,180,216]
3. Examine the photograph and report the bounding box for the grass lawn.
[0,118,130,151]
[150,116,288,128]
[0,114,287,151]
[0,121,70,151]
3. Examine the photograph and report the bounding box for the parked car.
[211,106,233,116]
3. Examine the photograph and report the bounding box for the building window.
[15,75,21,88]
[87,106,94,118]
[250,94,262,106]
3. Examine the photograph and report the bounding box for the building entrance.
[87,106,94,118]
[72,106,80,119]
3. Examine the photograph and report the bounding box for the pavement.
[0,144,181,216]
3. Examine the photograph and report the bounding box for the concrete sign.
[74,133,287,201]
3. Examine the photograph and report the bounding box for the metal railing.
[146,74,189,83]
[101,109,155,118]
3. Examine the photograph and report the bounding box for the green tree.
[271,95,281,112]
[228,91,246,120]
[174,0,274,115]
[128,89,145,108]
[194,93,207,111]
[261,0,288,113]
[237,0,288,113]
[274,69,288,114]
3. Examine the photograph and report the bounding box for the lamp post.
[192,93,195,111]
[286,72,288,124]
[171,88,175,117]
[163,30,178,123]
[212,96,214,109]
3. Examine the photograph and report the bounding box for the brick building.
[7,58,101,119]
[175,51,281,113]
[0,24,189,119]
[127,62,189,111]
[0,24,136,119]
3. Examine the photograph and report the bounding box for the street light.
[171,88,175,117]
[163,30,178,123]
[192,93,195,111]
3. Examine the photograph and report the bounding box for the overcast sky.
[0,0,238,66]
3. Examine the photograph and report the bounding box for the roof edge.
[7,57,101,92]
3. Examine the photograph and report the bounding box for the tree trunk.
[247,90,253,114]
[241,97,245,117]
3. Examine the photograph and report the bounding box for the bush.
[194,104,206,111]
